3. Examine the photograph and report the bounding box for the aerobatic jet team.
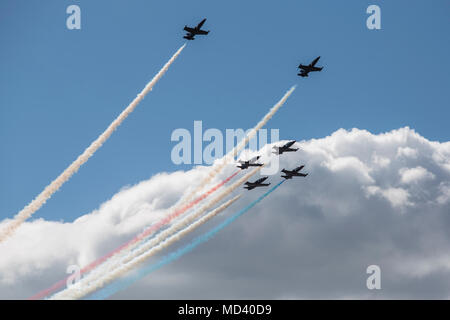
[0,17,325,300]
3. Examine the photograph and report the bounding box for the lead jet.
[183,18,209,40]
[237,156,264,170]
[298,56,323,77]
[273,140,298,155]
[281,165,308,179]
[244,177,270,190]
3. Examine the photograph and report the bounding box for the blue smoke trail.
[88,180,285,300]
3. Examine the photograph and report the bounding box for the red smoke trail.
[29,170,240,300]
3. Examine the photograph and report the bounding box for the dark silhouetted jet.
[183,18,209,40]
[281,165,308,179]
[298,56,323,77]
[244,177,270,190]
[273,140,298,155]
[237,156,263,170]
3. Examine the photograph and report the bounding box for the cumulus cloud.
[0,127,449,299]
[399,166,435,184]
[397,146,419,159]
[365,185,412,209]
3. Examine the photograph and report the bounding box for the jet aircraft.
[183,18,209,40]
[281,165,308,179]
[244,177,270,190]
[237,156,264,169]
[298,56,323,77]
[273,140,298,155]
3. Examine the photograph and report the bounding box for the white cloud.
[365,185,412,209]
[437,183,450,205]
[372,154,391,168]
[397,147,418,159]
[0,127,449,299]
[399,166,435,184]
[323,156,375,184]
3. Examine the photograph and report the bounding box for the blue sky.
[1,0,449,223]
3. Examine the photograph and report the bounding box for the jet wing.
[184,26,196,33]
[196,29,209,35]
[294,165,305,172]
[249,156,260,163]
[284,141,296,148]
[197,19,206,29]
[310,66,323,72]
[311,56,321,66]
[255,177,268,184]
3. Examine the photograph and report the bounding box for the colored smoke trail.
[30,86,295,298]
[0,44,186,244]
[51,167,262,299]
[90,180,285,300]
[30,169,239,300]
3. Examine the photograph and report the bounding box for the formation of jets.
[182,18,314,190]
[236,141,308,190]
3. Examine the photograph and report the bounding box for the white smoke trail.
[51,166,262,299]
[0,44,186,244]
[179,85,296,204]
